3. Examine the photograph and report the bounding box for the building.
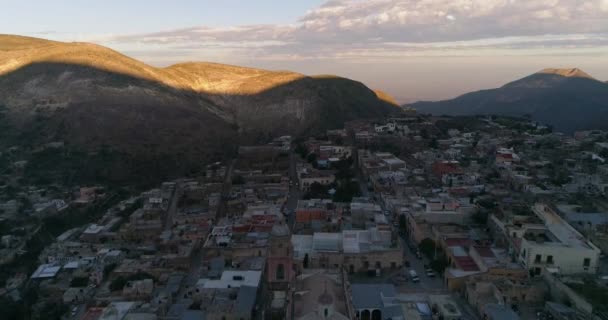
[299,170,335,192]
[291,228,402,273]
[350,284,404,320]
[516,204,601,275]
[350,200,382,228]
[482,303,520,320]
[195,270,261,320]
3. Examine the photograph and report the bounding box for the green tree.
[306,153,318,164]
[70,276,89,287]
[472,210,489,225]
[232,175,245,185]
[418,238,436,259]
[429,255,449,273]
[399,214,407,233]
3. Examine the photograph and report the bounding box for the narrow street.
[216,159,235,220]
[285,147,301,231]
[164,183,181,231]
[397,234,445,292]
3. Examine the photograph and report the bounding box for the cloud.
[99,0,608,62]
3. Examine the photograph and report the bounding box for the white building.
[517,204,601,275]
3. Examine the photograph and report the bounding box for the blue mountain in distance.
[411,68,608,133]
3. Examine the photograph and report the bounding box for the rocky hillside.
[0,35,398,183]
[411,68,608,133]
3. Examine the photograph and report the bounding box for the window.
[325,308,328,317]
[546,255,553,264]
[583,258,591,267]
[276,264,285,280]
[534,254,541,263]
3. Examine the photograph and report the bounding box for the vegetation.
[472,209,489,225]
[417,238,448,273]
[70,276,89,287]
[398,214,407,234]
[429,255,449,273]
[42,192,120,237]
[569,281,608,311]
[295,143,308,159]
[103,263,117,277]
[109,272,155,292]
[232,175,245,185]
[331,158,361,202]
[418,238,437,259]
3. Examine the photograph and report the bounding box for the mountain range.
[0,35,398,182]
[411,68,608,133]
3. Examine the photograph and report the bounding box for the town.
[1,113,608,320]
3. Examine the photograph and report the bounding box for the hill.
[0,34,398,184]
[411,68,608,133]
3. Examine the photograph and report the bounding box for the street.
[396,234,445,292]
[285,148,301,230]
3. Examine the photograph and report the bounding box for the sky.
[2,0,608,102]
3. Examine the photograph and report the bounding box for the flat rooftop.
[199,270,262,289]
[532,204,597,250]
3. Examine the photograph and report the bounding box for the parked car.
[425,268,436,277]
[408,270,420,282]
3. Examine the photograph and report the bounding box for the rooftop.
[351,284,397,310]
[198,270,262,289]
[31,264,61,279]
[83,224,104,234]
[483,303,520,320]
[531,204,599,250]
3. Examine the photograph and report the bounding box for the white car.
[425,268,436,277]
[409,270,420,282]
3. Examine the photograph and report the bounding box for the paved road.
[164,183,181,231]
[285,148,301,230]
[216,159,235,220]
[352,154,444,292]
[397,234,445,291]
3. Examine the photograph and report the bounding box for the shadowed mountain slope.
[0,34,398,184]
[412,68,608,133]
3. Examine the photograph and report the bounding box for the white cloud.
[98,0,608,62]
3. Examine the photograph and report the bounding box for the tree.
[304,182,330,200]
[332,181,361,202]
[70,276,89,287]
[232,175,245,185]
[399,214,407,233]
[295,143,308,159]
[103,263,117,277]
[429,255,449,273]
[306,153,317,164]
[109,276,127,291]
[418,238,436,259]
[472,210,489,225]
